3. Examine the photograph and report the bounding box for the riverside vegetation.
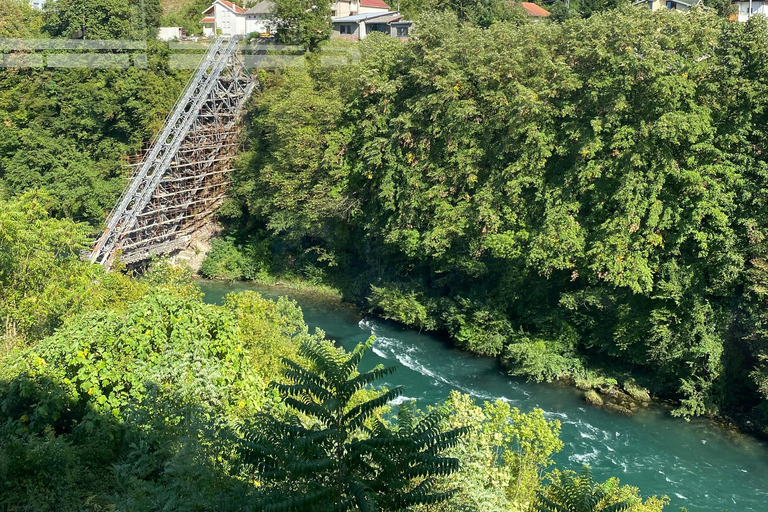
[0,0,761,508]
[0,194,669,510]
[201,8,768,435]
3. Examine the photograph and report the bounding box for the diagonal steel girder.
[89,36,255,269]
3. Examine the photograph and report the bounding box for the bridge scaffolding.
[89,37,255,269]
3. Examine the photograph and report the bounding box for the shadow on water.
[199,278,768,512]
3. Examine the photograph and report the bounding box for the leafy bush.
[200,237,273,281]
[369,284,438,331]
[424,391,563,511]
[0,282,317,511]
[503,334,581,383]
[0,192,143,347]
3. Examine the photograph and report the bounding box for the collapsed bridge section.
[89,37,255,269]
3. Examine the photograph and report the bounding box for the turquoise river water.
[199,280,768,512]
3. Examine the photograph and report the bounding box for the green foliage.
[230,8,768,425]
[504,334,581,383]
[200,236,273,281]
[237,337,468,510]
[533,466,668,512]
[273,0,331,50]
[44,0,161,39]
[0,275,315,511]
[160,0,211,36]
[421,392,563,511]
[370,285,439,331]
[4,289,312,428]
[0,38,188,224]
[0,192,143,347]
[0,0,43,37]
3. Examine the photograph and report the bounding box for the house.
[331,11,412,40]
[199,0,393,39]
[158,27,186,41]
[390,20,413,38]
[245,1,277,37]
[331,0,392,17]
[200,0,248,38]
[731,0,768,21]
[516,2,551,17]
[29,0,45,9]
[632,0,705,11]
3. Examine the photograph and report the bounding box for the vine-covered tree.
[237,338,468,510]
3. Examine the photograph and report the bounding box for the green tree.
[0,0,43,37]
[229,8,768,427]
[44,0,134,39]
[273,0,332,50]
[0,191,141,347]
[237,337,468,510]
[533,466,635,512]
[423,391,563,511]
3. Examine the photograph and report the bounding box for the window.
[396,26,409,37]
[340,24,353,34]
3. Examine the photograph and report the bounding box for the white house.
[331,0,391,17]
[29,0,46,9]
[732,0,768,21]
[200,0,391,39]
[245,1,276,37]
[200,0,248,37]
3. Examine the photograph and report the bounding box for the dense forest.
[0,196,668,510]
[207,8,768,433]
[0,0,765,509]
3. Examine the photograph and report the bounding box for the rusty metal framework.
[89,37,255,268]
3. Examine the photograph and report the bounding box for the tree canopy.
[219,9,768,430]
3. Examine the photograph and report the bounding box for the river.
[199,280,768,512]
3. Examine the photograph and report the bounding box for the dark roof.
[245,1,275,14]
[364,13,402,23]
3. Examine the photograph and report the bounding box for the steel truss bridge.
[89,37,255,269]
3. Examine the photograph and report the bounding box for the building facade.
[200,0,248,37]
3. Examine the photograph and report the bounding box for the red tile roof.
[518,2,550,16]
[218,0,247,13]
[360,0,391,9]
[200,16,215,23]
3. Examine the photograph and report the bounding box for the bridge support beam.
[89,37,255,269]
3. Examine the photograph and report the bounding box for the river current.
[199,280,768,512]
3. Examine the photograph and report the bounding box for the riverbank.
[193,271,768,443]
[196,277,768,512]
